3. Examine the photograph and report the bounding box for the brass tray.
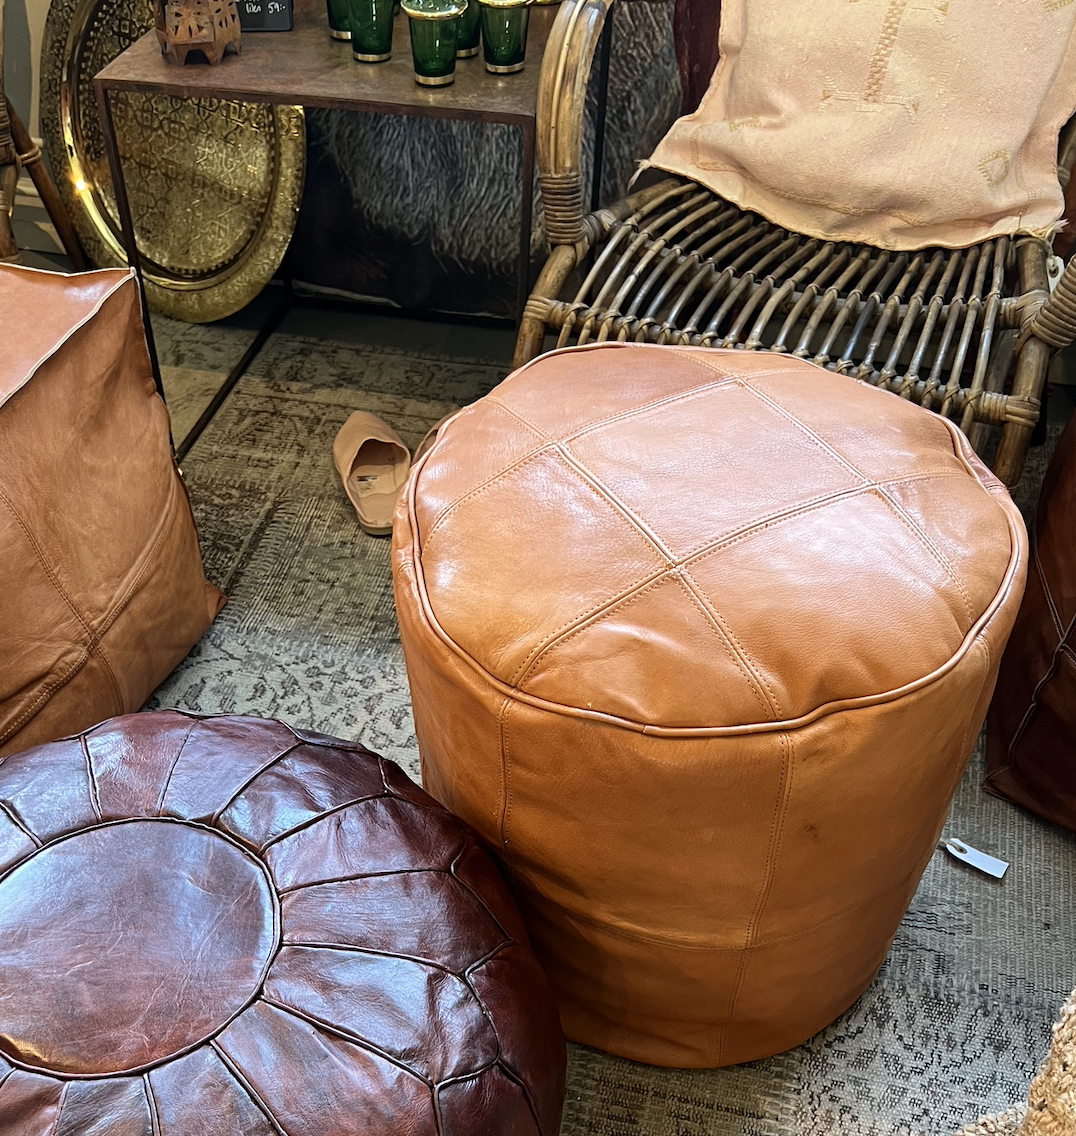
[42,0,305,322]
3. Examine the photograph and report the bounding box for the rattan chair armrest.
[536,0,616,249]
[1028,252,1076,350]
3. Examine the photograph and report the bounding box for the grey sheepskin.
[287,2,681,316]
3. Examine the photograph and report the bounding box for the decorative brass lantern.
[156,0,242,65]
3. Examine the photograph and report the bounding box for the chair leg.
[0,120,17,262]
[6,100,87,271]
[995,336,1049,488]
[995,243,1053,487]
[514,243,579,368]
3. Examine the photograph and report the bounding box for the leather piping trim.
[0,817,282,1081]
[403,351,1027,738]
[0,266,136,413]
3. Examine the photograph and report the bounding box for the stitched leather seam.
[208,742,305,827]
[1000,632,1075,761]
[425,349,813,544]
[0,799,41,847]
[0,268,135,414]
[143,1073,162,1136]
[519,573,772,720]
[424,403,551,539]
[675,574,775,720]
[535,848,913,952]
[680,475,967,572]
[89,641,126,724]
[261,998,448,1088]
[497,698,514,875]
[1034,528,1067,639]
[998,520,1075,761]
[876,486,975,626]
[210,1041,292,1136]
[736,373,884,479]
[0,484,97,637]
[50,1082,69,1136]
[0,472,186,746]
[512,567,676,684]
[481,397,553,442]
[462,938,513,980]
[422,445,551,548]
[678,568,783,719]
[488,1061,544,1136]
[720,732,793,1063]
[449,848,514,945]
[510,472,968,684]
[284,938,492,979]
[734,376,977,622]
[507,449,671,685]
[552,444,675,558]
[555,371,742,445]
[258,791,388,853]
[154,717,201,816]
[81,734,104,822]
[542,351,829,450]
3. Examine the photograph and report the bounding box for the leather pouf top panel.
[0,712,564,1135]
[406,344,1023,732]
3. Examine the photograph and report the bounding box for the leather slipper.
[333,412,411,536]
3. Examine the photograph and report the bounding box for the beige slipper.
[333,412,411,536]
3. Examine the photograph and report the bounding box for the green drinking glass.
[401,0,466,86]
[456,0,480,58]
[479,0,532,74]
[349,0,394,61]
[326,0,351,40]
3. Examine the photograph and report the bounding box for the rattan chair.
[519,0,1076,487]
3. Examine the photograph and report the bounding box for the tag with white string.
[942,838,1009,879]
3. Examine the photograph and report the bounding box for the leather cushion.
[0,711,565,1134]
[404,343,1019,732]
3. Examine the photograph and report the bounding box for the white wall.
[5,0,51,138]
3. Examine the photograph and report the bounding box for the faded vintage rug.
[150,317,1076,1136]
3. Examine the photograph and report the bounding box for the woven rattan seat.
[518,0,1076,487]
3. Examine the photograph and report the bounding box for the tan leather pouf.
[391,343,1028,1069]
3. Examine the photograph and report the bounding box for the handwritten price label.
[236,0,292,31]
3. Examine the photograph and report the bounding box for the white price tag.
[944,838,1009,879]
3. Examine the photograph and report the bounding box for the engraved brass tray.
[42,0,305,322]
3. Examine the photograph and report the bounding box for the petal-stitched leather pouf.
[391,342,1029,1069]
[0,711,565,1135]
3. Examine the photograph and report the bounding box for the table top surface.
[95,0,554,123]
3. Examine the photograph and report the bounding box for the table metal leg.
[175,287,292,462]
[93,80,166,405]
[517,116,536,328]
[590,2,614,212]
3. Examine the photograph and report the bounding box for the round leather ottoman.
[391,343,1028,1069]
[0,711,564,1134]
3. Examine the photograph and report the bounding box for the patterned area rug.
[150,318,1076,1136]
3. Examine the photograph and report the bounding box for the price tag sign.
[237,0,293,31]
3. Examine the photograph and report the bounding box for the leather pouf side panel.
[0,270,223,756]
[396,540,1007,1066]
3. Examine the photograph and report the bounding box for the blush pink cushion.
[647,0,1076,250]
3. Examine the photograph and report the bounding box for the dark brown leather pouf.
[0,711,565,1135]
